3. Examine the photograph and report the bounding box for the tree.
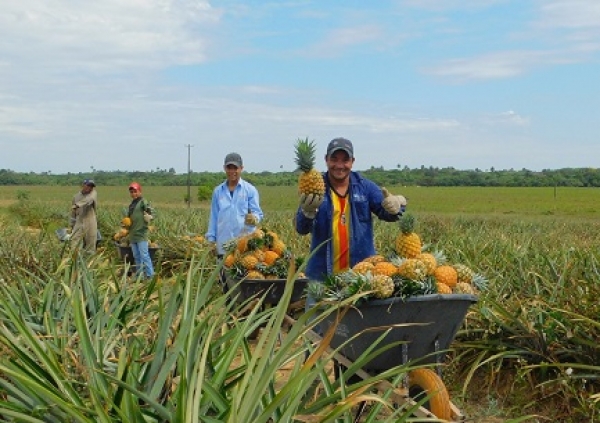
[197,185,212,202]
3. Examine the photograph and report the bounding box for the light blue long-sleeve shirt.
[205,178,263,255]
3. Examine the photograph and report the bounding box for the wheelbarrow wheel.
[408,369,451,421]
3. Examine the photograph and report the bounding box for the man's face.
[326,150,354,182]
[224,164,242,183]
[129,187,141,199]
[81,184,93,194]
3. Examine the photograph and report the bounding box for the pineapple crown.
[294,137,317,172]
[399,213,416,234]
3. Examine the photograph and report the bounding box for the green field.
[0,184,599,421]
[1,185,599,218]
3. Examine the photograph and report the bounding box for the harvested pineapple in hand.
[295,137,325,196]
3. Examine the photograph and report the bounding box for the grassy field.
[2,185,599,217]
[1,184,599,421]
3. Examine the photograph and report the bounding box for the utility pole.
[185,144,193,208]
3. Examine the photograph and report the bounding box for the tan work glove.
[381,187,407,215]
[244,213,259,226]
[299,193,323,219]
[143,212,153,223]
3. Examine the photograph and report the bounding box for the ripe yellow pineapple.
[364,254,386,264]
[372,261,399,277]
[352,261,375,275]
[246,270,265,280]
[295,137,325,196]
[436,282,453,294]
[395,213,422,258]
[271,239,287,256]
[262,250,279,266]
[434,265,458,288]
[223,253,236,267]
[240,254,259,270]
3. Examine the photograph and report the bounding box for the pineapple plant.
[395,213,422,258]
[294,137,325,196]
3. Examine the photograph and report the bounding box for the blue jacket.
[295,171,401,281]
[205,178,263,255]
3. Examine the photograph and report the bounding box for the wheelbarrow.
[115,242,161,274]
[226,276,308,306]
[319,293,478,421]
[226,276,308,339]
[56,227,103,247]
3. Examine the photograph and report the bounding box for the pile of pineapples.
[223,227,304,280]
[309,213,487,303]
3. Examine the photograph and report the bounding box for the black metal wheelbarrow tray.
[319,293,478,422]
[225,277,308,306]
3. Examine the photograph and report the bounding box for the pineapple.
[262,250,279,266]
[352,261,375,275]
[453,263,475,284]
[395,213,422,258]
[294,137,325,196]
[436,282,453,294]
[271,240,287,256]
[370,274,395,299]
[372,261,399,277]
[223,253,236,268]
[454,281,476,295]
[397,258,428,281]
[246,270,265,280]
[434,265,458,288]
[363,254,386,264]
[416,252,437,275]
[240,253,259,270]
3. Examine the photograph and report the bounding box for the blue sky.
[1,0,599,174]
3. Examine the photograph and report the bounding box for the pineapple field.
[0,185,599,422]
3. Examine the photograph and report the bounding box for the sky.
[1,0,599,175]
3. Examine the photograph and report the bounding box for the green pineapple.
[370,274,394,299]
[453,263,475,284]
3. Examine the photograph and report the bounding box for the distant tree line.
[1,166,600,187]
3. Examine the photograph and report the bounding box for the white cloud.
[538,0,600,29]
[0,0,219,72]
[302,25,384,57]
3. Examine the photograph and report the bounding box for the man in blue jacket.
[294,137,407,321]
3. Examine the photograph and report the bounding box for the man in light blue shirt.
[205,152,264,257]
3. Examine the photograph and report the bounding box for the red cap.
[128,182,142,192]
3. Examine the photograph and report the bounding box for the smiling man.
[294,137,408,328]
[205,152,264,257]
